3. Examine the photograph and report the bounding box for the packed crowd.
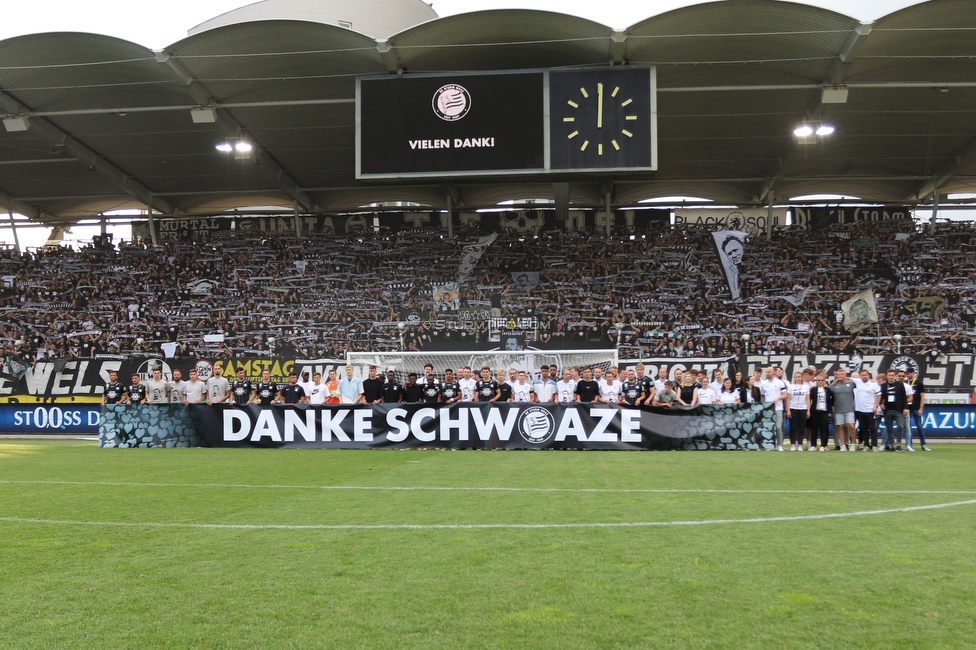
[1,215,973,367]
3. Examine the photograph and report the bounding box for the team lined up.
[102,361,928,452]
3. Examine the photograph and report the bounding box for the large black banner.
[791,206,913,231]
[99,403,776,451]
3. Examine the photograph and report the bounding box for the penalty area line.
[2,499,975,531]
[0,480,975,495]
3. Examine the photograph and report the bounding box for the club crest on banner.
[518,407,556,444]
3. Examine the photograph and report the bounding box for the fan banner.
[842,290,879,333]
[98,402,776,451]
[710,230,748,300]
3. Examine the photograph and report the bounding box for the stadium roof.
[1,0,975,226]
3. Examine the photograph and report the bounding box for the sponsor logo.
[518,406,555,444]
[432,84,471,122]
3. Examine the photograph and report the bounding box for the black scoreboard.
[356,67,657,179]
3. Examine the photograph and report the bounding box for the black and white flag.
[510,272,541,290]
[710,230,747,300]
[458,234,497,281]
[783,286,814,307]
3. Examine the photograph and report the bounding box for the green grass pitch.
[1,440,975,649]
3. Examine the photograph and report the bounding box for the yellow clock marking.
[621,98,633,107]
[568,100,578,108]
[611,86,620,98]
[625,116,637,121]
[622,129,633,138]
[598,144,603,156]
[563,117,575,122]
[597,83,604,129]
[580,88,589,98]
[612,140,620,151]
[568,130,579,139]
[581,140,589,151]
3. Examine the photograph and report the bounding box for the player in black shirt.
[277,372,306,405]
[362,366,385,405]
[496,369,513,402]
[102,370,125,406]
[420,372,442,403]
[440,369,460,404]
[125,373,147,405]
[620,369,645,406]
[476,365,501,402]
[574,367,600,403]
[634,364,654,405]
[382,370,404,403]
[403,373,424,403]
[230,368,254,406]
[251,369,277,406]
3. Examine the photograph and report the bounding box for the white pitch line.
[0,480,975,495]
[1,499,975,531]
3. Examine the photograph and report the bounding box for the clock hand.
[597,83,603,129]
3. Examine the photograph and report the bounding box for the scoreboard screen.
[356,67,656,179]
[358,72,545,178]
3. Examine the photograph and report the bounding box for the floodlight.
[191,107,217,123]
[235,142,252,153]
[3,116,30,132]
[793,126,814,137]
[215,143,233,152]
[816,125,835,136]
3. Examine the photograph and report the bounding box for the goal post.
[346,349,619,381]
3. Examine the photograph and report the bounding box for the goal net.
[346,349,619,382]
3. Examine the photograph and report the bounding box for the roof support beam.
[757,22,873,203]
[0,187,44,221]
[906,134,976,202]
[610,30,627,65]
[376,40,402,74]
[0,88,178,215]
[154,50,317,211]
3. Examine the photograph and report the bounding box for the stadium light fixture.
[215,143,233,152]
[816,125,835,136]
[190,107,217,123]
[3,115,30,132]
[793,125,814,138]
[235,142,252,153]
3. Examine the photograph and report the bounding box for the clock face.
[549,68,654,171]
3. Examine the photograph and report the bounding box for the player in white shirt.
[532,367,557,403]
[556,369,577,404]
[306,372,328,405]
[205,365,230,405]
[183,368,207,405]
[708,369,725,396]
[297,371,315,401]
[787,372,811,450]
[145,368,169,404]
[696,383,718,405]
[759,366,790,450]
[457,366,477,402]
[511,371,534,403]
[653,367,668,395]
[598,369,622,403]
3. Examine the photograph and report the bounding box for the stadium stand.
[0,215,971,365]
